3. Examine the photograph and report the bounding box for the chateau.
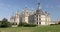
[10,3,51,25]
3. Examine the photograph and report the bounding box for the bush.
[0,18,12,28]
[1,22,12,27]
[18,22,27,26]
[50,24,58,25]
[24,24,37,27]
[18,22,37,27]
[12,23,17,25]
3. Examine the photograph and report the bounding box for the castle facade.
[10,3,51,25]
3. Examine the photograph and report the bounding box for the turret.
[36,2,44,15]
[15,11,20,25]
[22,7,29,23]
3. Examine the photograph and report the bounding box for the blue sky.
[0,0,60,21]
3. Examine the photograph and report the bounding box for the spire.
[36,2,44,15]
[15,10,20,16]
[38,2,41,10]
[16,11,19,14]
[24,7,28,10]
[24,5,28,11]
[16,8,19,14]
[23,7,27,11]
[23,7,29,13]
[36,0,41,9]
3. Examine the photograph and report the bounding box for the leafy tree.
[1,18,12,27]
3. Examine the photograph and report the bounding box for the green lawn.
[0,25,60,32]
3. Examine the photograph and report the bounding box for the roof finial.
[37,0,41,9]
[38,3,40,9]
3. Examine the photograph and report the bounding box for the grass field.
[0,25,60,32]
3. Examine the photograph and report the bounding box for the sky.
[0,0,60,21]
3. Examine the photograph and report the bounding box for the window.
[39,22,41,24]
[36,15,38,17]
[39,18,41,20]
[37,18,38,20]
[37,22,38,24]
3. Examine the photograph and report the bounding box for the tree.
[1,18,12,27]
[0,21,2,27]
[58,21,60,24]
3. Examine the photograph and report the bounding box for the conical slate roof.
[36,9,43,14]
